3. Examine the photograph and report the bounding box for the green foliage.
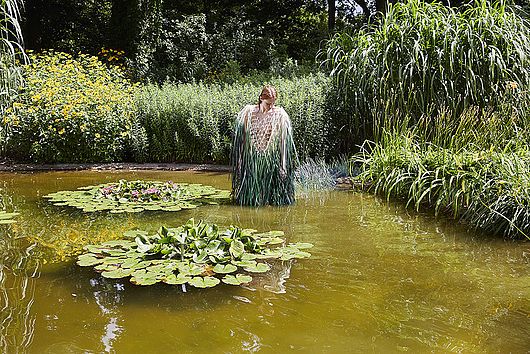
[0,0,27,152]
[322,0,530,147]
[5,51,145,162]
[130,13,209,82]
[355,92,530,239]
[134,73,332,163]
[77,218,313,287]
[44,180,230,213]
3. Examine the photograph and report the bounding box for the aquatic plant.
[77,218,313,287]
[0,211,20,224]
[355,131,530,239]
[44,180,230,213]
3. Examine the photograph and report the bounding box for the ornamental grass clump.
[355,96,530,239]
[4,50,146,162]
[322,0,530,145]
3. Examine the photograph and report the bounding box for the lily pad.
[222,274,253,285]
[163,273,191,285]
[76,219,313,289]
[77,254,102,266]
[213,264,237,274]
[243,262,271,273]
[188,276,220,288]
[101,268,134,279]
[44,179,229,214]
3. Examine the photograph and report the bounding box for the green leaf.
[222,274,253,285]
[188,276,220,288]
[163,273,191,285]
[229,239,244,259]
[213,264,237,274]
[77,254,102,266]
[101,268,134,279]
[244,262,270,273]
[178,263,203,276]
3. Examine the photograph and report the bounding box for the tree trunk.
[328,0,335,33]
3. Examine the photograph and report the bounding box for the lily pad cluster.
[77,218,313,287]
[44,180,230,213]
[0,211,20,224]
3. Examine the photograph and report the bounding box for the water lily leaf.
[178,263,203,276]
[241,253,257,261]
[222,274,253,285]
[130,275,159,286]
[188,276,220,288]
[94,263,111,271]
[288,242,314,249]
[243,263,270,273]
[77,254,102,266]
[213,264,237,274]
[101,268,134,279]
[163,273,191,285]
[193,250,209,263]
[231,260,256,268]
[263,231,284,237]
[229,240,244,259]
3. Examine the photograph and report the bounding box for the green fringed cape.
[230,105,296,206]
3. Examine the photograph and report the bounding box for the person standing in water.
[230,86,296,206]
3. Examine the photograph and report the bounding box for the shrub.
[134,73,332,163]
[321,0,530,147]
[5,50,146,163]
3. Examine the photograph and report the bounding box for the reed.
[355,96,530,239]
[321,0,530,147]
[0,0,27,153]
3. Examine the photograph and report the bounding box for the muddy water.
[0,170,528,353]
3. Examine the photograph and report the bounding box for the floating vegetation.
[0,211,20,224]
[77,218,313,288]
[44,180,230,213]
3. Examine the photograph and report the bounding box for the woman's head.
[258,86,278,112]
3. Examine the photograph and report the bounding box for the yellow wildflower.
[59,129,65,135]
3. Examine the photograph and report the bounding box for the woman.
[230,86,296,206]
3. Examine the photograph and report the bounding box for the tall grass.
[321,0,530,147]
[355,94,530,239]
[0,0,27,152]
[134,73,332,163]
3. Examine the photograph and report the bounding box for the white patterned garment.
[238,104,289,153]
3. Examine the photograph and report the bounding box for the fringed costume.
[231,105,296,206]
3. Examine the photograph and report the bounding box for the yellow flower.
[121,131,128,137]
[95,133,100,138]
[59,129,65,135]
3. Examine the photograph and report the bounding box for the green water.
[0,170,528,353]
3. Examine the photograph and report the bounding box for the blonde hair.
[257,86,278,107]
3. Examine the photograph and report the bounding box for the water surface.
[0,170,528,353]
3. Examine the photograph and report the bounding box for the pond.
[0,170,528,353]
